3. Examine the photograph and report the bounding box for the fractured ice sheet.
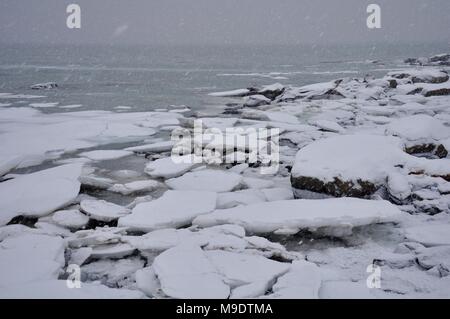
[0,164,82,226]
[194,198,403,235]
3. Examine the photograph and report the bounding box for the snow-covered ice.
[166,169,242,192]
[80,199,130,222]
[0,164,82,225]
[118,190,217,232]
[194,198,403,235]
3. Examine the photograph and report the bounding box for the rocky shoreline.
[1,53,450,298]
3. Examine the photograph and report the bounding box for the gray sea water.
[1,42,449,113]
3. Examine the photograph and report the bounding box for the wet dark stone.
[7,215,38,227]
[86,218,118,229]
[291,175,377,198]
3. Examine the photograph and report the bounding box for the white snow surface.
[194,198,403,235]
[118,190,217,232]
[0,164,82,225]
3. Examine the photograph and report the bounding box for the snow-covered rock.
[194,197,403,236]
[291,135,410,198]
[0,164,82,226]
[388,69,449,84]
[80,199,130,222]
[166,169,242,192]
[118,190,217,232]
[385,115,450,156]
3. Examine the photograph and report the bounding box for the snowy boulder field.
[1,56,450,298]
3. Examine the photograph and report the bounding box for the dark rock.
[423,88,450,97]
[31,82,58,90]
[388,79,398,89]
[7,215,38,227]
[435,144,448,158]
[290,175,377,198]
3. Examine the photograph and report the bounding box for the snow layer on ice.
[0,234,65,287]
[0,164,82,225]
[152,245,230,299]
[404,224,450,247]
[194,198,403,235]
[118,190,217,232]
[80,199,130,222]
[166,169,242,192]
[79,150,132,161]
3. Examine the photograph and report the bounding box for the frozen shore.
[1,53,450,298]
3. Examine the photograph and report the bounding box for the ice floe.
[194,197,403,235]
[118,190,217,232]
[166,169,242,192]
[80,199,130,222]
[0,164,82,226]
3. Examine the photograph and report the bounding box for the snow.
[264,111,299,124]
[387,172,412,202]
[135,267,161,297]
[291,134,409,185]
[266,261,321,299]
[217,189,266,209]
[166,169,242,192]
[386,114,450,145]
[144,155,198,179]
[0,234,65,287]
[108,180,161,195]
[0,164,82,226]
[52,209,89,229]
[80,199,130,222]
[68,227,127,248]
[404,224,450,247]
[206,250,289,288]
[242,177,275,189]
[151,245,230,299]
[319,281,375,299]
[0,280,145,299]
[81,257,144,288]
[118,190,217,232]
[90,243,136,259]
[309,119,345,133]
[79,150,132,161]
[0,107,163,170]
[29,102,59,108]
[194,198,403,235]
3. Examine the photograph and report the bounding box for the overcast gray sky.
[0,0,449,45]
